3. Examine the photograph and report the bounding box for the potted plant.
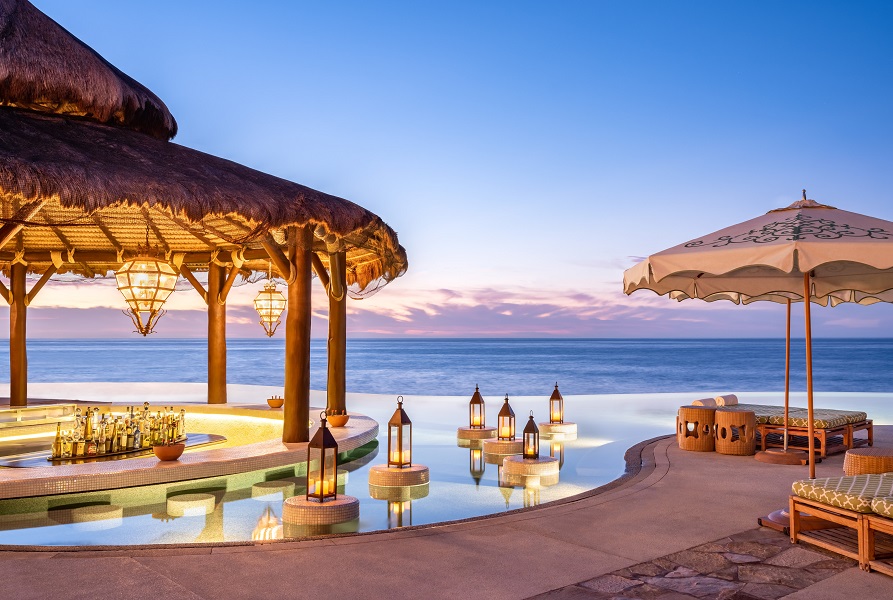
[326,408,349,427]
[153,438,185,461]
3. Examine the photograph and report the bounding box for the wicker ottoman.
[843,447,893,476]
[677,405,716,452]
[714,409,756,456]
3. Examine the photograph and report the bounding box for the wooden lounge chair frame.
[790,494,893,575]
[760,419,873,458]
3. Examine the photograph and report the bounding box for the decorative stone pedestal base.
[282,495,360,525]
[456,426,497,440]
[368,464,430,487]
[482,438,523,455]
[539,422,578,439]
[369,482,430,501]
[283,518,360,538]
[457,438,483,449]
[167,493,216,517]
[502,455,560,477]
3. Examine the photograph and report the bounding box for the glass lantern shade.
[469,385,485,429]
[115,256,178,336]
[523,412,539,459]
[549,383,564,424]
[497,395,515,441]
[306,412,338,502]
[387,396,412,468]
[254,280,287,337]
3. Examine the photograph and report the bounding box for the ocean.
[1,338,891,396]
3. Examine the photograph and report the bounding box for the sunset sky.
[7,1,893,338]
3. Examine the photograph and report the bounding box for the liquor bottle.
[62,432,72,458]
[118,418,127,451]
[51,423,62,459]
[178,409,186,438]
[126,422,135,450]
[133,423,142,449]
[74,432,85,457]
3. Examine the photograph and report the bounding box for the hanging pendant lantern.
[469,385,485,429]
[523,411,539,459]
[307,411,338,502]
[387,396,412,468]
[497,395,516,441]
[254,262,287,337]
[115,254,178,336]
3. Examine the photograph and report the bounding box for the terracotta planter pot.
[267,397,284,409]
[153,443,185,461]
[327,414,349,428]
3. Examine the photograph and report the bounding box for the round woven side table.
[843,447,893,476]
[676,405,716,452]
[714,409,756,456]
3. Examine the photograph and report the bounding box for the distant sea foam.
[1,338,891,396]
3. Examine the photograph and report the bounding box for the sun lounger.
[789,474,893,575]
[720,403,872,457]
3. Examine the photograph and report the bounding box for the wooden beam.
[327,250,345,301]
[0,199,46,253]
[217,265,241,304]
[261,237,293,283]
[25,265,58,305]
[40,214,95,278]
[0,279,9,304]
[91,214,123,253]
[142,206,171,254]
[9,262,27,406]
[0,247,289,265]
[177,264,208,304]
[207,263,227,404]
[283,225,312,444]
[326,251,347,414]
[153,207,218,249]
[311,253,330,289]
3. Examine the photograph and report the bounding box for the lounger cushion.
[872,496,893,519]
[731,404,867,429]
[792,474,893,513]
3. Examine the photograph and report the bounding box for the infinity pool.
[0,387,887,547]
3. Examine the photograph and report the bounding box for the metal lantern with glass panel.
[387,396,412,468]
[497,395,516,441]
[549,383,564,424]
[115,251,178,336]
[306,411,338,502]
[254,263,287,337]
[469,385,485,429]
[523,411,540,459]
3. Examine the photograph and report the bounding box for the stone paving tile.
[537,527,857,600]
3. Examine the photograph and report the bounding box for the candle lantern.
[550,441,565,469]
[469,385,485,429]
[306,411,338,502]
[497,395,515,441]
[469,447,485,485]
[254,262,287,337]
[549,383,564,424]
[387,396,412,468]
[115,254,178,336]
[523,411,539,459]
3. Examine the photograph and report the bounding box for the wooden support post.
[326,251,347,414]
[177,264,208,304]
[9,262,27,407]
[218,265,241,304]
[311,253,330,289]
[25,265,57,305]
[207,263,227,404]
[283,226,313,443]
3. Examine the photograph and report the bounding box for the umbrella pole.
[804,273,816,478]
[784,298,791,451]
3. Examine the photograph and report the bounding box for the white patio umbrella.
[624,191,893,478]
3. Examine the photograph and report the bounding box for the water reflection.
[469,448,485,486]
[251,505,283,541]
[387,500,412,528]
[550,441,564,470]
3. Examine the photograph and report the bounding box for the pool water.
[0,390,889,546]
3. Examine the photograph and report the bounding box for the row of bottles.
[51,402,186,460]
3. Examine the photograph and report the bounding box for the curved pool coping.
[0,402,378,501]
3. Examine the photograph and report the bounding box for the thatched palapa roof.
[0,0,407,291]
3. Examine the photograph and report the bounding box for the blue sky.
[8,1,893,338]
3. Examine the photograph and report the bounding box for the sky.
[6,0,893,338]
